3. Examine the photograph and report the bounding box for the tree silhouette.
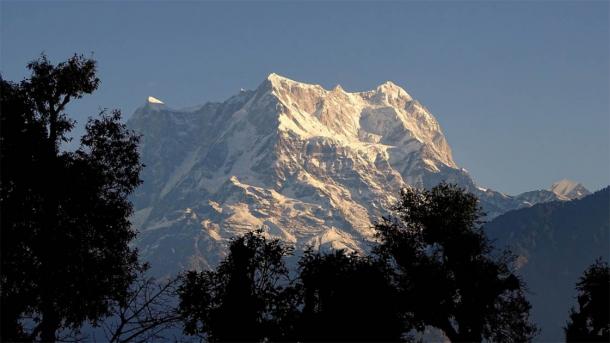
[178,229,295,342]
[177,185,540,342]
[374,183,538,342]
[564,259,610,342]
[101,266,182,343]
[295,248,406,342]
[1,55,143,342]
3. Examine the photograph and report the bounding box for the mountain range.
[127,74,591,274]
[486,187,608,341]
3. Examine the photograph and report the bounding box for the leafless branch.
[103,273,183,343]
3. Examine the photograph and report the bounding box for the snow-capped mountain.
[550,179,590,200]
[515,179,591,206]
[127,74,558,274]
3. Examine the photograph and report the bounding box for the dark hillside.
[486,187,610,341]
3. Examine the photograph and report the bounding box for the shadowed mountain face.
[486,187,609,341]
[128,74,564,274]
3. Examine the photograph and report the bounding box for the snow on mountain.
[515,179,591,206]
[147,96,165,104]
[550,179,591,200]
[127,74,553,275]
[514,189,563,206]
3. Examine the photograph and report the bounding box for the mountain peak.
[266,72,291,82]
[331,84,345,92]
[379,80,399,88]
[550,179,591,200]
[374,80,412,101]
[265,73,323,91]
[147,96,165,104]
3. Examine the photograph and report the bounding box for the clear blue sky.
[2,1,608,194]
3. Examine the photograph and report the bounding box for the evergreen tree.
[564,259,610,342]
[0,55,143,342]
[374,183,538,342]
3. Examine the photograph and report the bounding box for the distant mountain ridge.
[127,74,588,274]
[486,187,609,341]
[550,179,591,199]
[515,179,591,206]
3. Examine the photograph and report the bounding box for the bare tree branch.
[103,272,182,343]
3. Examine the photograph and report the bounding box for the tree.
[178,229,295,342]
[564,259,610,342]
[0,76,41,342]
[374,183,538,342]
[295,248,406,342]
[0,55,143,342]
[101,267,182,343]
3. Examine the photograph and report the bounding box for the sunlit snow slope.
[128,74,559,274]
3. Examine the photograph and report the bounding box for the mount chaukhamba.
[127,74,590,275]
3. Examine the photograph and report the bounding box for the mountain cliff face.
[128,74,552,274]
[486,187,609,341]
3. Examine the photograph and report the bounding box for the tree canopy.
[178,230,295,342]
[178,232,404,342]
[374,183,538,342]
[296,248,405,341]
[564,259,610,342]
[0,54,143,342]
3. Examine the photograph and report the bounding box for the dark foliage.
[178,231,406,342]
[295,248,405,342]
[178,230,295,342]
[0,55,143,342]
[564,259,610,342]
[374,183,538,342]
